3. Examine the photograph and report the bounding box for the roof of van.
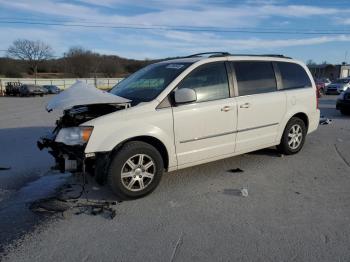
[159,52,295,64]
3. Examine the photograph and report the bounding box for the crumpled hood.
[46,81,130,112]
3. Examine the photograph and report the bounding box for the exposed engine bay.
[38,103,129,176]
[37,81,131,180]
[56,103,128,128]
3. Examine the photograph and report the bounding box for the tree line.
[0,39,155,78]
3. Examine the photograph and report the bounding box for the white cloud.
[0,0,347,28]
[335,18,350,25]
[1,0,350,59]
[128,31,350,57]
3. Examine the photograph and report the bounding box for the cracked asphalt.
[0,95,349,262]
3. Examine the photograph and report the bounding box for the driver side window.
[177,62,230,103]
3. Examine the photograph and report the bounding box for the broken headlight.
[55,126,93,146]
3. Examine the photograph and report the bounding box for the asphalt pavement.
[0,95,349,262]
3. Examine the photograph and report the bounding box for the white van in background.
[38,52,320,199]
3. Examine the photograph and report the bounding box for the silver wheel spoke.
[139,179,145,189]
[144,161,154,170]
[126,159,136,169]
[121,172,133,178]
[127,178,136,189]
[143,172,154,179]
[138,154,144,166]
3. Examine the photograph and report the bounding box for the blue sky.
[1,0,350,63]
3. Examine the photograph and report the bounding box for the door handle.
[221,106,232,112]
[240,103,251,109]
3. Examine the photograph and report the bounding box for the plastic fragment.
[241,188,248,197]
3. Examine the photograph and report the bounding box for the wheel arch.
[277,111,310,143]
[112,135,170,170]
[292,112,309,131]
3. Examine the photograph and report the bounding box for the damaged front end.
[37,81,130,175]
[38,103,127,174]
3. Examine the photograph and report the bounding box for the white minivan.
[38,52,320,199]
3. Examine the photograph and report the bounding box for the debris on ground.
[320,117,332,125]
[295,191,301,195]
[227,168,244,173]
[29,195,118,220]
[240,188,249,197]
[29,198,71,214]
[0,166,11,171]
[29,180,119,220]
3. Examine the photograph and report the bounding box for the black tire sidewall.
[279,117,306,155]
[340,108,350,115]
[107,141,164,199]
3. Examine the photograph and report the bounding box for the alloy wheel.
[288,124,303,150]
[120,154,156,192]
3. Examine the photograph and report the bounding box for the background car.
[326,78,350,95]
[5,82,22,96]
[336,88,350,115]
[19,85,47,96]
[42,85,61,94]
[315,78,331,87]
[315,78,331,95]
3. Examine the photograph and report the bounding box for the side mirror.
[174,88,197,104]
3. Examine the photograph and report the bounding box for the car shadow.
[248,147,282,157]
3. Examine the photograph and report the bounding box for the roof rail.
[232,54,292,59]
[185,52,231,58]
[184,52,292,59]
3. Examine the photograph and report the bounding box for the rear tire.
[277,117,307,155]
[107,141,164,199]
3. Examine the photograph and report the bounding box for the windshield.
[110,62,192,102]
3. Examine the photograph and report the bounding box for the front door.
[172,62,237,167]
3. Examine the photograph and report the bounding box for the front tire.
[277,117,306,155]
[107,141,164,199]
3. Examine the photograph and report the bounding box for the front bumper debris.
[37,133,86,173]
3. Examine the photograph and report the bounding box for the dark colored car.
[336,89,350,115]
[19,85,47,97]
[326,78,350,95]
[43,85,61,94]
[5,82,22,96]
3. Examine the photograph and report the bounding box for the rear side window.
[177,62,229,102]
[234,61,277,96]
[277,62,311,89]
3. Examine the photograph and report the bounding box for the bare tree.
[64,47,99,78]
[306,59,316,66]
[7,39,53,81]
